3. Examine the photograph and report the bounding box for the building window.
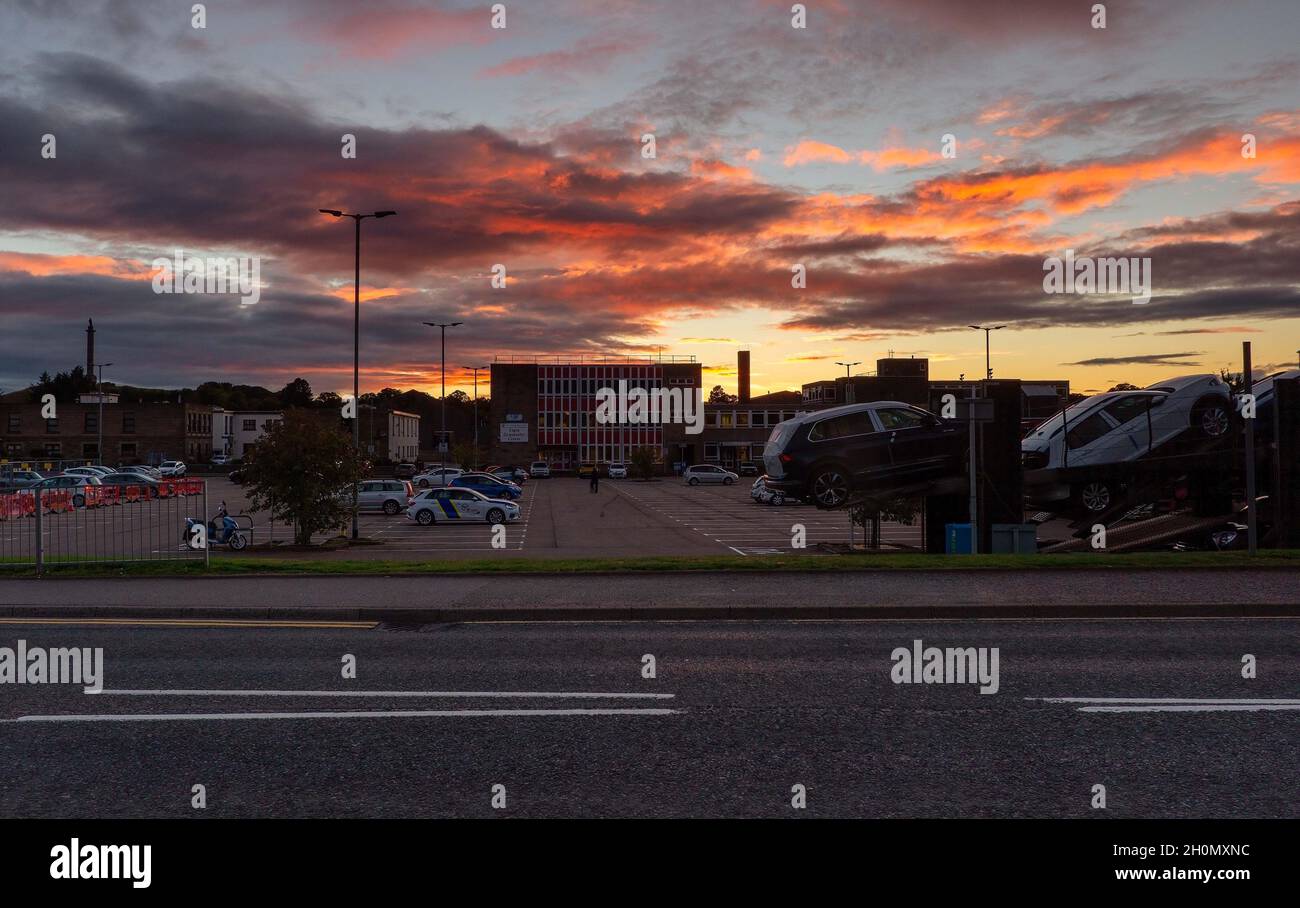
[243,419,257,431]
[122,413,136,433]
[736,411,749,427]
[45,418,58,434]
[6,415,18,433]
[720,412,734,428]
[5,443,21,456]
[83,443,98,458]
[44,443,61,457]
[705,443,719,461]
[85,412,99,433]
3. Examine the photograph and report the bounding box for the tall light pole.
[835,361,861,404]
[464,364,488,461]
[318,208,396,540]
[968,325,1006,380]
[94,362,112,464]
[423,321,463,469]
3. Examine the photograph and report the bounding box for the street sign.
[956,398,996,422]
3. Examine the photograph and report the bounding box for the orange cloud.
[784,139,943,170]
[326,285,413,303]
[0,252,151,279]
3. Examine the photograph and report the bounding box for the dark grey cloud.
[1063,352,1205,367]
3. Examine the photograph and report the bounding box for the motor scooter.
[183,501,251,551]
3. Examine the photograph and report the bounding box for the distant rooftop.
[493,354,697,364]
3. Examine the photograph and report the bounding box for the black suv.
[762,401,965,508]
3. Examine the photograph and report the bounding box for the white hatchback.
[406,487,520,525]
[683,464,738,485]
[412,466,463,489]
[159,461,187,477]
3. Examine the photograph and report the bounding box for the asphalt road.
[0,618,1295,818]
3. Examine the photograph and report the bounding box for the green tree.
[278,377,315,408]
[451,441,479,471]
[708,384,737,404]
[238,411,365,545]
[630,446,658,481]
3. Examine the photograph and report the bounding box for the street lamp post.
[464,365,488,460]
[835,361,861,403]
[423,322,463,469]
[968,325,1006,380]
[318,208,396,540]
[94,362,112,464]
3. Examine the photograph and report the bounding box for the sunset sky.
[2,0,1298,399]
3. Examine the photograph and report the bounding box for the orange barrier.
[0,492,34,520]
[44,491,73,514]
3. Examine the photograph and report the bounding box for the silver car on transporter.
[1021,373,1234,513]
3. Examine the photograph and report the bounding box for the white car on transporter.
[1021,373,1234,513]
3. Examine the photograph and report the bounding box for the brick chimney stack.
[737,350,751,402]
[86,319,95,373]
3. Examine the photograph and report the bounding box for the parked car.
[356,479,415,515]
[738,460,759,476]
[210,454,230,466]
[159,461,187,477]
[99,473,160,496]
[607,462,628,479]
[683,464,739,486]
[530,461,551,478]
[119,464,163,479]
[449,472,523,500]
[750,475,795,506]
[490,465,528,484]
[0,470,46,491]
[762,401,965,509]
[576,462,599,477]
[31,474,102,507]
[64,466,114,480]
[1021,374,1234,513]
[412,466,463,489]
[406,487,520,525]
[392,463,418,480]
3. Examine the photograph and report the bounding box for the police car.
[405,487,521,525]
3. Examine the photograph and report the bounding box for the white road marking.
[1027,697,1300,704]
[1027,696,1300,713]
[91,688,674,699]
[8,708,679,723]
[1079,704,1300,713]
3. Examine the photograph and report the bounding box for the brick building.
[0,394,213,466]
[488,356,703,471]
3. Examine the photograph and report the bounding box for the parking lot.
[1,473,921,565]
[609,478,921,555]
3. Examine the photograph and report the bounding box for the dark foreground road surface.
[0,617,1295,818]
